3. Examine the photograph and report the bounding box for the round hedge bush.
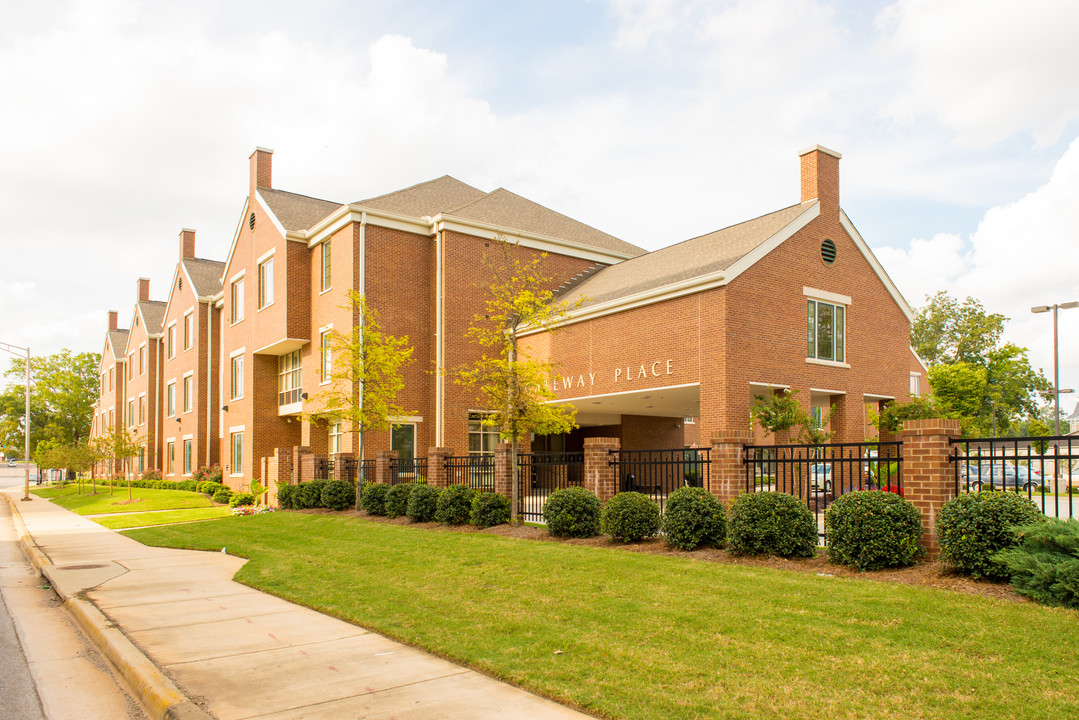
[384,483,417,518]
[825,490,923,571]
[229,492,255,508]
[298,480,328,509]
[276,483,296,509]
[406,484,442,522]
[212,487,232,504]
[602,491,661,542]
[436,484,476,525]
[321,480,355,511]
[177,479,197,492]
[936,491,1045,581]
[728,491,817,557]
[471,491,511,528]
[361,483,390,516]
[543,487,601,538]
[660,487,727,550]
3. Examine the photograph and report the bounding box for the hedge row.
[357,483,510,528]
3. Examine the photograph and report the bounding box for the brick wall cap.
[799,144,842,159]
[711,429,752,443]
[901,418,962,437]
[583,437,620,448]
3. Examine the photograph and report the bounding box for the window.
[328,422,342,455]
[231,278,245,323]
[278,350,302,406]
[127,399,134,427]
[167,324,176,358]
[128,354,134,380]
[468,412,498,456]
[139,346,145,375]
[139,395,146,425]
[320,330,332,382]
[320,240,331,292]
[183,439,192,475]
[109,409,114,427]
[258,257,273,308]
[166,441,175,475]
[910,373,921,396]
[183,375,193,413]
[230,432,243,475]
[391,424,416,461]
[183,312,193,350]
[230,355,244,400]
[109,368,113,391]
[166,381,175,416]
[138,449,144,474]
[807,299,845,363]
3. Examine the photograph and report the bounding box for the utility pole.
[0,340,31,501]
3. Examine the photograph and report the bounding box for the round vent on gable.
[821,238,837,265]
[249,212,256,230]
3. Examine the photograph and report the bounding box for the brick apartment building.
[91,144,918,490]
[89,311,129,474]
[120,279,166,474]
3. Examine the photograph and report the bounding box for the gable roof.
[445,188,646,258]
[106,330,129,362]
[258,188,343,233]
[355,175,487,217]
[559,202,814,309]
[182,258,226,298]
[138,301,167,335]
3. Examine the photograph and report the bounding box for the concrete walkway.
[5,490,592,720]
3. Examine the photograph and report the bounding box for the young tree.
[306,292,414,510]
[456,238,582,522]
[91,427,143,498]
[2,350,100,455]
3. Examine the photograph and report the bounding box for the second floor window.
[258,257,274,308]
[807,299,845,363]
[183,375,193,413]
[167,324,176,358]
[321,240,331,292]
[139,346,145,375]
[231,355,244,400]
[320,331,332,381]
[231,278,245,323]
[139,395,146,425]
[166,382,175,416]
[183,312,193,350]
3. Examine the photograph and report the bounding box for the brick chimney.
[137,278,150,302]
[108,310,118,331]
[799,145,841,215]
[179,228,196,260]
[249,146,273,199]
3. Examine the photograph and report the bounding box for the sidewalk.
[5,490,593,720]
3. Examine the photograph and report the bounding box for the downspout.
[205,299,212,466]
[357,213,367,462]
[435,227,444,446]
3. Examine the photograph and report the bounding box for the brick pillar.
[376,450,398,485]
[901,418,961,560]
[298,451,315,483]
[494,442,514,498]
[584,437,619,503]
[427,447,453,489]
[291,446,310,483]
[333,452,352,482]
[710,428,751,509]
[265,453,279,507]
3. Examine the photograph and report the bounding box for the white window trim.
[319,325,333,385]
[166,321,177,359]
[230,273,246,326]
[319,240,332,294]
[806,357,851,369]
[183,373,194,414]
[256,248,275,264]
[803,287,852,305]
[183,309,194,351]
[257,253,275,312]
[229,425,246,432]
[166,380,177,416]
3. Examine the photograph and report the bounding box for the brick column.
[901,418,961,560]
[710,428,751,509]
[494,443,514,498]
[427,447,454,489]
[265,452,280,507]
[584,437,619,503]
[376,450,398,485]
[298,452,315,483]
[291,445,311,484]
[333,452,351,482]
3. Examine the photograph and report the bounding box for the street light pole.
[1031,301,1079,436]
[0,340,31,501]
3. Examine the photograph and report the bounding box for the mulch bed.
[304,508,1023,603]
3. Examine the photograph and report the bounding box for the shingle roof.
[446,188,646,258]
[258,188,343,233]
[107,330,129,361]
[355,176,487,217]
[183,258,226,298]
[559,202,815,309]
[138,301,167,334]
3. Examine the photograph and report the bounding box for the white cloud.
[877,0,1079,147]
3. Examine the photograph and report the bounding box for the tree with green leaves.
[1,350,99,456]
[306,292,414,510]
[91,426,143,498]
[456,237,582,523]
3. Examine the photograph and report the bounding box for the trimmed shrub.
[212,487,232,504]
[298,480,328,509]
[202,481,225,497]
[825,490,923,571]
[321,480,355,511]
[601,491,661,542]
[229,492,255,508]
[543,487,601,538]
[384,483,417,518]
[436,484,476,525]
[471,491,511,528]
[660,487,726,550]
[139,469,162,482]
[937,491,1044,581]
[728,491,817,558]
[360,483,390,516]
[994,518,1079,608]
[176,479,198,492]
[276,483,297,509]
[406,484,442,522]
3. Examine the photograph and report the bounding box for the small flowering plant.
[231,505,277,517]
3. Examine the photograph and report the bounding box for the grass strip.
[126,513,1079,720]
[33,485,213,514]
[94,506,233,529]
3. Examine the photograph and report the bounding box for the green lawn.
[126,514,1079,720]
[94,506,233,530]
[33,485,214,515]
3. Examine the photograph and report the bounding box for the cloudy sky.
[2,0,1078,411]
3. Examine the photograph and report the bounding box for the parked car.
[807,463,832,494]
[964,461,1041,492]
[6,460,15,467]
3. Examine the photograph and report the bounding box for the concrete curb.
[4,493,213,720]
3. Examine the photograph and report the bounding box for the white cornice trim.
[306,206,431,247]
[551,381,700,406]
[839,210,914,321]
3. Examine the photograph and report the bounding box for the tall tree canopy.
[2,349,99,456]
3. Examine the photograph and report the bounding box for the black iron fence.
[950,435,1078,519]
[445,454,495,491]
[743,441,903,542]
[313,458,334,481]
[518,451,584,522]
[608,448,711,513]
[395,456,428,482]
